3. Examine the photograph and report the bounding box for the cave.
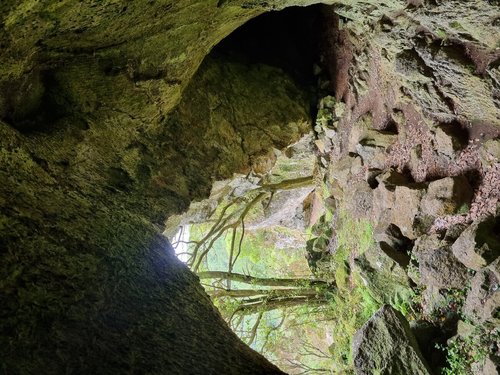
[1,1,499,374]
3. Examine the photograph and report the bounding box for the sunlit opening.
[172,225,191,263]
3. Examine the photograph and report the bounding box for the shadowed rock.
[352,305,432,375]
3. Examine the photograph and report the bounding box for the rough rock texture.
[0,0,327,373]
[2,0,500,372]
[319,1,500,371]
[464,259,500,326]
[352,305,432,375]
[452,215,500,271]
[411,234,470,289]
[354,242,411,302]
[420,176,473,218]
[471,356,500,375]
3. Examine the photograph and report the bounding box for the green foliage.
[324,210,382,372]
[438,335,487,375]
[457,202,470,215]
[389,289,416,318]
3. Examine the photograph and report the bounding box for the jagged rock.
[420,286,448,317]
[434,125,466,158]
[315,96,339,153]
[354,242,411,302]
[480,139,500,167]
[360,129,398,149]
[444,222,469,243]
[304,190,327,228]
[252,149,278,175]
[306,214,334,273]
[464,258,500,325]
[330,154,363,194]
[372,174,429,241]
[371,171,400,206]
[374,223,413,250]
[452,215,500,271]
[372,183,395,223]
[456,319,475,338]
[345,181,374,219]
[392,184,426,239]
[376,170,412,190]
[355,143,387,169]
[471,356,500,375]
[268,133,317,184]
[372,171,415,232]
[352,305,432,375]
[411,234,470,288]
[420,176,473,218]
[350,128,397,168]
[253,187,313,231]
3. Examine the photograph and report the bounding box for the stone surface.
[392,184,426,239]
[471,356,500,375]
[345,181,374,219]
[464,259,500,325]
[480,139,500,167]
[352,305,432,375]
[452,215,500,271]
[0,1,320,372]
[434,125,465,158]
[329,154,363,195]
[2,0,500,372]
[354,242,412,302]
[420,176,473,218]
[412,234,470,289]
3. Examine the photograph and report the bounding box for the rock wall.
[1,0,498,373]
[318,2,499,373]
[0,0,323,373]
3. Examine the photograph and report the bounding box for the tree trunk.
[198,271,332,288]
[234,295,329,316]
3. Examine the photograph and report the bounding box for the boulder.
[463,258,500,325]
[354,243,411,302]
[452,215,500,271]
[372,181,395,224]
[329,154,363,194]
[420,176,473,218]
[411,234,470,288]
[471,356,500,375]
[434,125,466,158]
[345,181,374,219]
[392,184,426,239]
[479,138,500,168]
[355,143,387,169]
[352,305,432,375]
[420,286,448,318]
[372,171,424,236]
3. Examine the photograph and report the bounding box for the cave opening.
[162,3,336,212]
[212,4,326,89]
[166,4,341,373]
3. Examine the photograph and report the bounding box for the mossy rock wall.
[0,0,321,373]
